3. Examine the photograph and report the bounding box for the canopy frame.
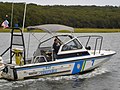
[27,24,74,33]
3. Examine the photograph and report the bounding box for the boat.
[0,24,116,80]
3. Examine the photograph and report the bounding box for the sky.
[0,0,120,6]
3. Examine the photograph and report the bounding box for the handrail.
[77,35,103,55]
[0,47,10,57]
[10,28,26,64]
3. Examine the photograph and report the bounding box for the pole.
[22,3,27,32]
[11,3,14,28]
[27,33,31,58]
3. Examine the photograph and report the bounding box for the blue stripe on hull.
[16,61,72,71]
[92,59,95,66]
[72,60,84,74]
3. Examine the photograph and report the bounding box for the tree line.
[0,2,120,28]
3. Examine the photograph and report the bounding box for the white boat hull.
[1,50,115,80]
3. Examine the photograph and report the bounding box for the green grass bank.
[0,28,120,33]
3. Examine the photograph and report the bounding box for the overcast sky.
[1,0,120,6]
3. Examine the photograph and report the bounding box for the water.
[0,33,119,90]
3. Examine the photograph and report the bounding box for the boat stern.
[1,64,18,80]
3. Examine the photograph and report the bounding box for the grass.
[74,28,120,33]
[0,27,120,33]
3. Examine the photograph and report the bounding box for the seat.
[31,55,47,63]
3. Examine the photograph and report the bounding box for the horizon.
[0,0,120,7]
[0,1,119,7]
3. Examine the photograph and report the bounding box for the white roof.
[27,24,74,33]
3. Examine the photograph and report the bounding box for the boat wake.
[0,67,110,89]
[37,67,109,81]
[0,67,109,83]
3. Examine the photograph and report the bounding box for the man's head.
[54,38,59,43]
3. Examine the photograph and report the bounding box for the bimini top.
[27,24,74,33]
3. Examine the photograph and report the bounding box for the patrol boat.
[1,24,116,80]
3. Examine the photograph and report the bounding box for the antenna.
[22,2,27,32]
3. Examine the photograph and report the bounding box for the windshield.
[62,39,83,51]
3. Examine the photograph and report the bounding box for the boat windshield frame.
[38,35,74,48]
[77,35,103,55]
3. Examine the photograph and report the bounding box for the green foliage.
[0,2,120,29]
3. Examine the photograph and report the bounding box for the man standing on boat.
[53,37,62,59]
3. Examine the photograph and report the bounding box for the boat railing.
[0,28,26,65]
[77,35,103,55]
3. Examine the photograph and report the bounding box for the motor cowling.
[13,48,24,65]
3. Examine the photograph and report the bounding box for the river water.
[0,33,119,90]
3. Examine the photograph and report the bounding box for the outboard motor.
[13,48,24,65]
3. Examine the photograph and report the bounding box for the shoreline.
[0,28,120,33]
